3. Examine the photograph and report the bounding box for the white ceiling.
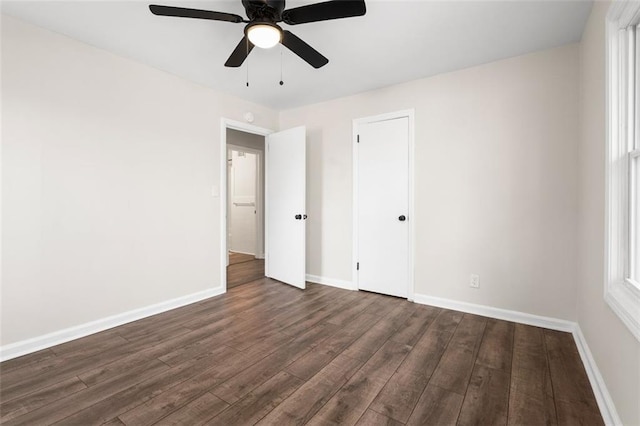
[1,0,593,110]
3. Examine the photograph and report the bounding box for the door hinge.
[357,262,359,271]
[357,135,360,143]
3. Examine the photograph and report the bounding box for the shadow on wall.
[307,127,324,278]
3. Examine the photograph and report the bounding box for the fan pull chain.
[246,38,250,87]
[279,46,284,86]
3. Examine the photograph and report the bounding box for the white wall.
[280,44,580,321]
[0,15,278,346]
[578,3,640,424]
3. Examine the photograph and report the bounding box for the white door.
[266,126,306,289]
[228,150,257,255]
[356,116,410,298]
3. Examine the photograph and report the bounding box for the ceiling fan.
[149,0,366,69]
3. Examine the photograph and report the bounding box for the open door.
[265,126,306,289]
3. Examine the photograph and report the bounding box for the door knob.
[398,215,406,221]
[295,214,302,220]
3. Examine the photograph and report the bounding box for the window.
[606,3,640,341]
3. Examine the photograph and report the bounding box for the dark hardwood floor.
[227,252,265,289]
[0,279,603,425]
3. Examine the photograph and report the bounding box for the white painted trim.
[228,250,257,256]
[413,293,575,332]
[305,274,356,291]
[220,118,273,292]
[0,287,225,362]
[604,1,640,342]
[572,325,623,426]
[407,111,415,302]
[352,109,416,300]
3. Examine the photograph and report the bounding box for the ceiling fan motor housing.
[242,0,285,21]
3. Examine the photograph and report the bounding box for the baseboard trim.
[413,292,620,425]
[229,250,256,256]
[413,293,575,332]
[305,274,355,291]
[572,325,622,426]
[0,286,225,362]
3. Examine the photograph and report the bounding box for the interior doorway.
[225,127,267,289]
[227,145,262,258]
[220,119,307,292]
[353,110,415,300]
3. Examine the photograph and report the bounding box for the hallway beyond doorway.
[227,252,264,289]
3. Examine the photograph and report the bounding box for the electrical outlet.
[470,274,480,288]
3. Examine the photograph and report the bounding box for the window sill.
[605,281,640,341]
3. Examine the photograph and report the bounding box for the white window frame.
[605,1,640,342]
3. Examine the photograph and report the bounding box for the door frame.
[220,118,273,292]
[227,144,264,259]
[352,109,415,300]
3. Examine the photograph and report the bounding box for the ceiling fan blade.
[225,36,255,67]
[149,5,244,23]
[282,0,366,25]
[281,30,328,69]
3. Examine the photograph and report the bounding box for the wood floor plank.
[47,346,236,425]
[206,371,303,425]
[511,324,548,373]
[0,333,130,401]
[355,409,404,426]
[0,376,87,423]
[285,312,379,381]
[457,365,511,426]
[368,370,430,424]
[228,252,256,265]
[406,384,464,426]
[358,339,412,381]
[544,329,604,425]
[508,371,558,426]
[0,349,57,375]
[257,354,364,426]
[102,417,126,426]
[556,399,605,426]
[227,253,265,289]
[78,313,251,387]
[360,295,405,319]
[211,321,333,404]
[396,309,461,377]
[306,371,389,426]
[116,345,243,426]
[475,318,514,372]
[428,314,487,395]
[224,290,341,352]
[120,340,266,425]
[325,294,377,327]
[389,304,441,346]
[48,329,124,357]
[3,359,170,426]
[341,321,397,362]
[544,329,599,405]
[154,392,229,426]
[508,324,557,426]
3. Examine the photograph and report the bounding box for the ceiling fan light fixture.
[246,22,281,49]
